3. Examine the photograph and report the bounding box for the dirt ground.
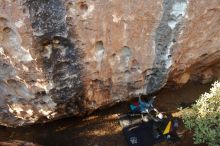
[0,82,212,146]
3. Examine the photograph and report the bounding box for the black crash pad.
[119,114,164,146]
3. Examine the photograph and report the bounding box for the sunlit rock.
[0,0,220,127]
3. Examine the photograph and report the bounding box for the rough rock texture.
[0,0,220,127]
[0,140,40,146]
[169,0,220,84]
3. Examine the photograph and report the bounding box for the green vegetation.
[181,81,220,146]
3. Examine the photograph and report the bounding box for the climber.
[129,96,163,122]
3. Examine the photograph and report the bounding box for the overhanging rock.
[0,0,220,127]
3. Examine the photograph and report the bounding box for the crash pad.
[163,121,172,135]
[119,114,163,146]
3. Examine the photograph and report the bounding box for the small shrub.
[181,81,220,146]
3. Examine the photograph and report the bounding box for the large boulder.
[0,0,219,127]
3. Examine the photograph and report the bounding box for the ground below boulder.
[0,0,220,126]
[0,82,211,146]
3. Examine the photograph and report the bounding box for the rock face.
[0,140,39,146]
[0,0,220,127]
[169,0,220,84]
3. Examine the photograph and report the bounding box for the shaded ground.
[0,82,212,146]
